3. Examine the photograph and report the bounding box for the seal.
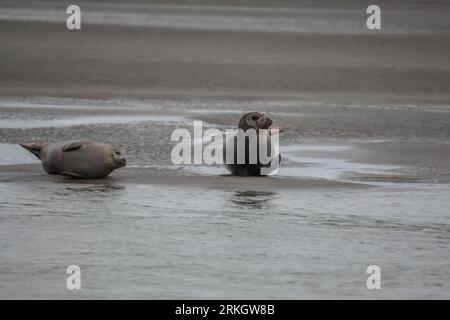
[19,140,126,179]
[223,112,282,176]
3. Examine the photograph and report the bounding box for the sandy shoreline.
[1,95,450,185]
[0,163,372,190]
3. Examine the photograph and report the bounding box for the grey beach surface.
[0,0,449,299]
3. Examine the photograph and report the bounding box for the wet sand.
[0,164,370,190]
[1,1,450,103]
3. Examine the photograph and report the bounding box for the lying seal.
[223,112,282,176]
[19,140,126,179]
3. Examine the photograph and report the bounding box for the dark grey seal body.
[19,140,126,179]
[223,112,281,176]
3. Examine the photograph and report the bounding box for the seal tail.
[19,142,44,159]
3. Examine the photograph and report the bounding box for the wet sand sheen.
[0,164,371,190]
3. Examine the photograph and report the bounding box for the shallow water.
[0,97,449,299]
[1,181,449,299]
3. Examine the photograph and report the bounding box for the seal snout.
[115,157,126,167]
[257,114,273,129]
[262,117,273,129]
[111,150,126,168]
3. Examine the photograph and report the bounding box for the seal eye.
[115,151,121,155]
[251,115,259,121]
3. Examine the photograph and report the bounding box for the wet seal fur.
[223,112,282,176]
[19,140,126,179]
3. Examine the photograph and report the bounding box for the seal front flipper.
[18,142,45,159]
[60,171,87,179]
[62,141,84,152]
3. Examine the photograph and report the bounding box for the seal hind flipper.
[62,141,84,152]
[60,171,87,179]
[18,142,45,159]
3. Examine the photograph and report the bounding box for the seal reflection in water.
[231,191,278,209]
[19,140,126,179]
[223,112,282,176]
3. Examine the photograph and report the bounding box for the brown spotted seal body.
[19,140,126,179]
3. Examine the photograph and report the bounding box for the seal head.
[104,146,127,169]
[238,112,273,131]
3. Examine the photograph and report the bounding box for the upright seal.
[223,112,282,176]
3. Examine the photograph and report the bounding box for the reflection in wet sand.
[63,184,125,194]
[231,190,278,209]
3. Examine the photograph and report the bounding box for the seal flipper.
[19,142,45,159]
[60,171,87,179]
[62,141,84,152]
